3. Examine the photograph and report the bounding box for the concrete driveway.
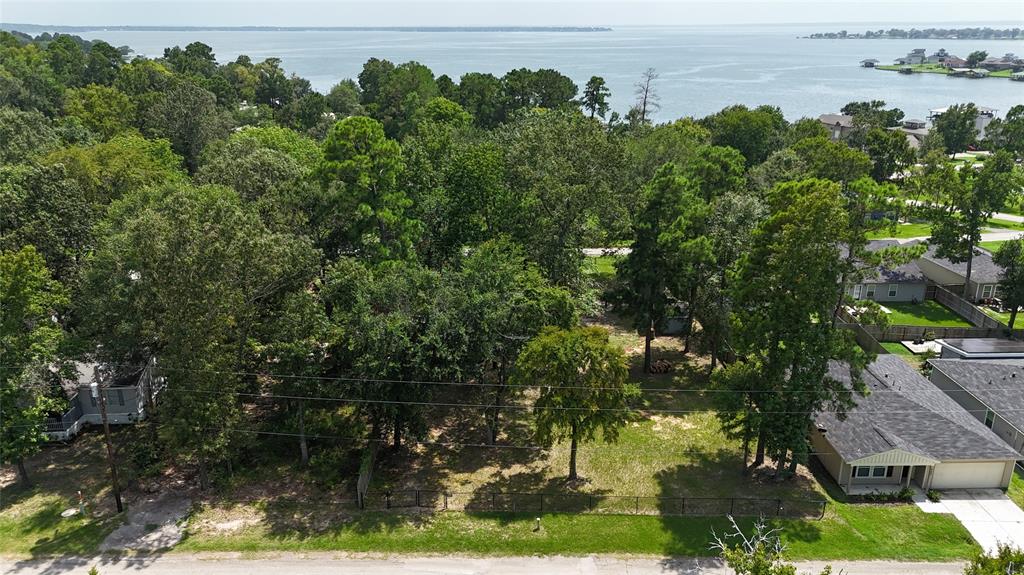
[916,489,1024,554]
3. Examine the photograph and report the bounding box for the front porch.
[838,450,940,494]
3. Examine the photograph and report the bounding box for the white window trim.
[866,285,876,298]
[888,284,898,298]
[852,285,863,299]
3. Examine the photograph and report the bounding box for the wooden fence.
[930,284,1005,329]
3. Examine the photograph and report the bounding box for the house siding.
[916,258,965,287]
[849,282,926,303]
[78,386,146,425]
[931,461,1014,489]
[930,368,1024,456]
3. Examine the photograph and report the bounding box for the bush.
[308,445,360,488]
[860,487,914,503]
[926,489,942,502]
[964,543,1024,574]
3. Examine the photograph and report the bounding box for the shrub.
[860,487,914,503]
[964,543,1024,574]
[926,489,942,502]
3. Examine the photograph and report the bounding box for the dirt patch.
[649,415,697,434]
[99,492,192,551]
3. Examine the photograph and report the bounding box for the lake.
[63,25,1024,121]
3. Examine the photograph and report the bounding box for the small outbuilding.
[935,338,1024,361]
[861,59,880,68]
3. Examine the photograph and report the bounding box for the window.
[116,390,125,406]
[852,285,863,299]
[866,285,876,298]
[982,285,994,299]
[871,466,887,478]
[888,284,898,298]
[89,395,96,408]
[855,466,871,478]
[985,409,995,428]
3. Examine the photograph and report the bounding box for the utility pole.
[91,374,123,513]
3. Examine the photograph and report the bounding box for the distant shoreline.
[0,23,612,33]
[805,26,1022,40]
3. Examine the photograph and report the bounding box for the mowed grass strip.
[884,301,972,327]
[176,503,976,561]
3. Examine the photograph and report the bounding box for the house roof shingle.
[859,240,926,284]
[929,359,1024,438]
[918,242,1003,284]
[816,355,1020,462]
[819,114,855,128]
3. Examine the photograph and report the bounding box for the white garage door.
[931,462,1009,489]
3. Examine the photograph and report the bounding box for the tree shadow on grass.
[462,469,612,525]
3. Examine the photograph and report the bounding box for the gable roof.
[919,242,1003,284]
[816,355,1020,462]
[819,114,855,128]
[930,359,1024,437]
[858,240,926,284]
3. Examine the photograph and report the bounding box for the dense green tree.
[45,35,87,88]
[0,163,95,284]
[0,246,67,484]
[581,76,611,119]
[413,96,472,129]
[367,60,439,137]
[625,119,712,192]
[929,151,1022,299]
[784,117,829,145]
[79,183,317,487]
[684,145,747,201]
[513,326,637,481]
[984,104,1024,157]
[64,84,136,139]
[864,127,915,182]
[0,36,64,113]
[747,148,808,195]
[994,238,1024,328]
[316,116,418,261]
[718,179,866,474]
[966,50,989,68]
[455,72,503,128]
[45,132,185,204]
[83,41,124,86]
[326,78,363,117]
[357,57,396,107]
[146,80,229,173]
[701,105,787,165]
[933,103,979,154]
[162,42,218,78]
[0,107,61,164]
[616,164,702,371]
[455,239,577,442]
[790,136,872,186]
[490,108,624,288]
[841,100,904,128]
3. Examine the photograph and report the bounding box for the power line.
[16,361,1022,395]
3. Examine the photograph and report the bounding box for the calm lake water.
[70,25,1024,121]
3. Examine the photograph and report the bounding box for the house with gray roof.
[845,240,928,303]
[914,243,1003,302]
[810,355,1019,493]
[818,114,855,140]
[929,359,1024,456]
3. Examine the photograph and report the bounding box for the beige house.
[812,355,1019,493]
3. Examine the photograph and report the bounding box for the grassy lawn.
[866,222,931,240]
[584,255,619,278]
[876,64,1012,78]
[880,342,928,370]
[175,503,976,561]
[985,218,1024,232]
[981,306,1019,327]
[1009,469,1024,509]
[980,240,1006,253]
[0,433,124,557]
[171,313,978,561]
[884,301,972,327]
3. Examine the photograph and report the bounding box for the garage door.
[931,462,1009,489]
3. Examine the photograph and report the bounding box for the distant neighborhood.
[863,48,1024,81]
[809,27,1024,40]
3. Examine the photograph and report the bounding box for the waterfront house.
[818,113,855,140]
[980,53,1021,72]
[861,59,879,68]
[896,48,927,65]
[845,240,928,303]
[1012,71,1024,82]
[811,355,1020,493]
[928,105,998,138]
[941,56,968,68]
[929,359,1024,455]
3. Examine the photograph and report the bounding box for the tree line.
[2,30,1023,489]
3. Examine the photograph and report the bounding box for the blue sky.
[3,0,1023,27]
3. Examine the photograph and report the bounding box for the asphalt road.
[0,554,968,575]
